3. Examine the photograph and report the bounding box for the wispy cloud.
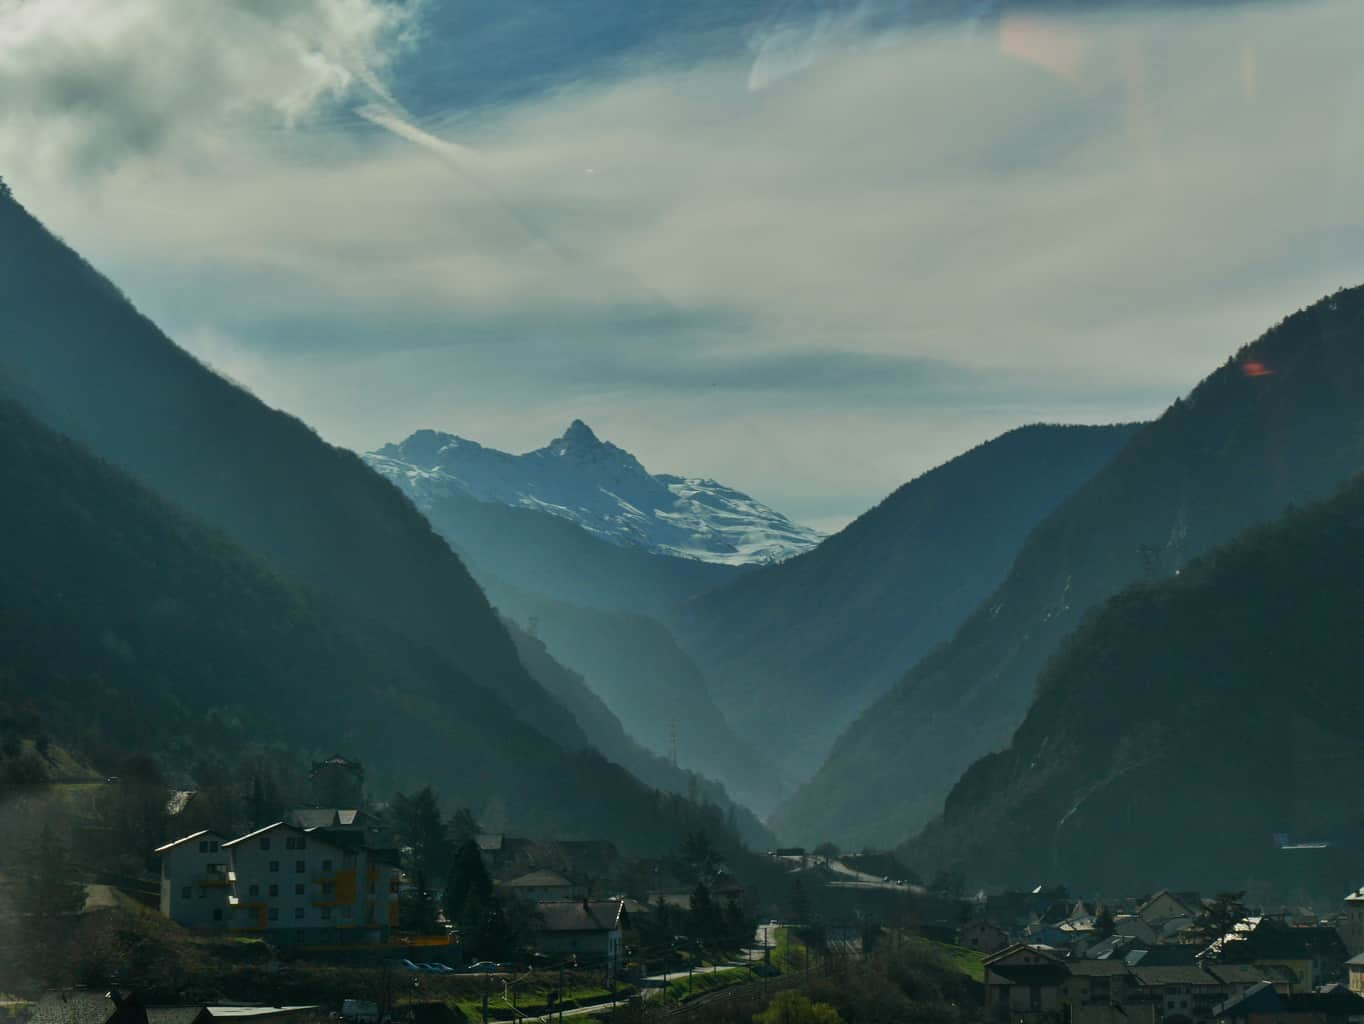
[1,0,1360,526]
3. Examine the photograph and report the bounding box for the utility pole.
[558,963,565,1024]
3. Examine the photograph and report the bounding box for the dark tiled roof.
[1132,966,1217,987]
[25,991,114,1024]
[989,964,1070,986]
[537,899,624,933]
[1068,961,1134,977]
[504,870,574,889]
[1205,963,1285,986]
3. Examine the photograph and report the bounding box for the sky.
[1,0,1361,532]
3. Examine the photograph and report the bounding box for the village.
[8,757,1364,1024]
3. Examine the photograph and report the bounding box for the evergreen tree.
[444,838,493,925]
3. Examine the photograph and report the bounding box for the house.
[1343,890,1364,957]
[984,944,1071,1022]
[156,830,232,927]
[1141,892,1203,931]
[1215,980,1364,1024]
[1204,921,1348,992]
[1131,964,1228,1022]
[1347,953,1364,995]
[501,870,582,902]
[962,921,1012,955]
[1065,959,1148,1024]
[156,822,399,943]
[534,899,627,977]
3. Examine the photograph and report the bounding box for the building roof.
[537,899,625,933]
[988,963,1071,986]
[504,870,575,889]
[222,821,342,850]
[195,1008,320,1019]
[1131,965,1218,987]
[1205,963,1291,986]
[24,991,117,1024]
[154,830,222,854]
[1139,890,1202,920]
[1346,952,1364,967]
[1067,960,1134,977]
[1214,980,1281,1019]
[285,809,367,830]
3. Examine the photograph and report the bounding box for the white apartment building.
[157,821,400,944]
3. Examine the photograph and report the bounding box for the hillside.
[0,185,582,752]
[486,578,787,814]
[902,471,1364,895]
[776,286,1364,849]
[675,423,1140,781]
[0,398,749,851]
[501,619,776,847]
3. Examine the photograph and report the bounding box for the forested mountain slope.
[0,186,581,751]
[364,451,745,619]
[776,286,1364,848]
[502,619,776,846]
[903,471,1364,895]
[0,398,747,852]
[675,424,1139,780]
[486,578,787,814]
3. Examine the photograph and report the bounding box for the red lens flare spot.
[1242,361,1275,377]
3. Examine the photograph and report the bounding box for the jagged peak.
[555,419,602,448]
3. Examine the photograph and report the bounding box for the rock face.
[369,421,824,566]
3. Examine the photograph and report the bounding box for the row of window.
[205,905,355,923]
[183,881,341,899]
[258,858,333,873]
[256,835,310,851]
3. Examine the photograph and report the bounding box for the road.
[517,934,778,1022]
[824,859,925,894]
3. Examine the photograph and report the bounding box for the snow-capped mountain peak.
[366,421,824,565]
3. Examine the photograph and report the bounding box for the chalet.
[534,899,627,977]
[984,945,1070,1022]
[1140,892,1203,931]
[1215,981,1364,1024]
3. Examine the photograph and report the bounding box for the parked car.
[423,963,456,974]
[464,961,500,973]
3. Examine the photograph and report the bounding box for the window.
[213,908,223,922]
[269,884,279,897]
[295,883,305,896]
[209,841,219,852]
[342,906,353,919]
[295,907,305,919]
[268,908,279,921]
[181,885,192,899]
[323,882,335,895]
[296,860,306,873]
[198,888,206,899]
[321,907,332,920]
[322,859,333,872]
[260,837,271,851]
[269,860,279,872]
[249,884,259,897]
[298,838,306,850]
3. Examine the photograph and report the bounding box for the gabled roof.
[1347,952,1364,967]
[1213,980,1280,1019]
[1204,963,1290,986]
[1067,960,1133,977]
[155,830,223,854]
[985,942,1066,966]
[504,870,575,889]
[1131,965,1218,987]
[537,899,625,933]
[221,821,342,849]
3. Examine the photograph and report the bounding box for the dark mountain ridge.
[777,285,1364,849]
[0,185,581,751]
[0,397,749,852]
[676,422,1140,784]
[903,467,1364,895]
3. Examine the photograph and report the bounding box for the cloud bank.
[1,0,1360,527]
